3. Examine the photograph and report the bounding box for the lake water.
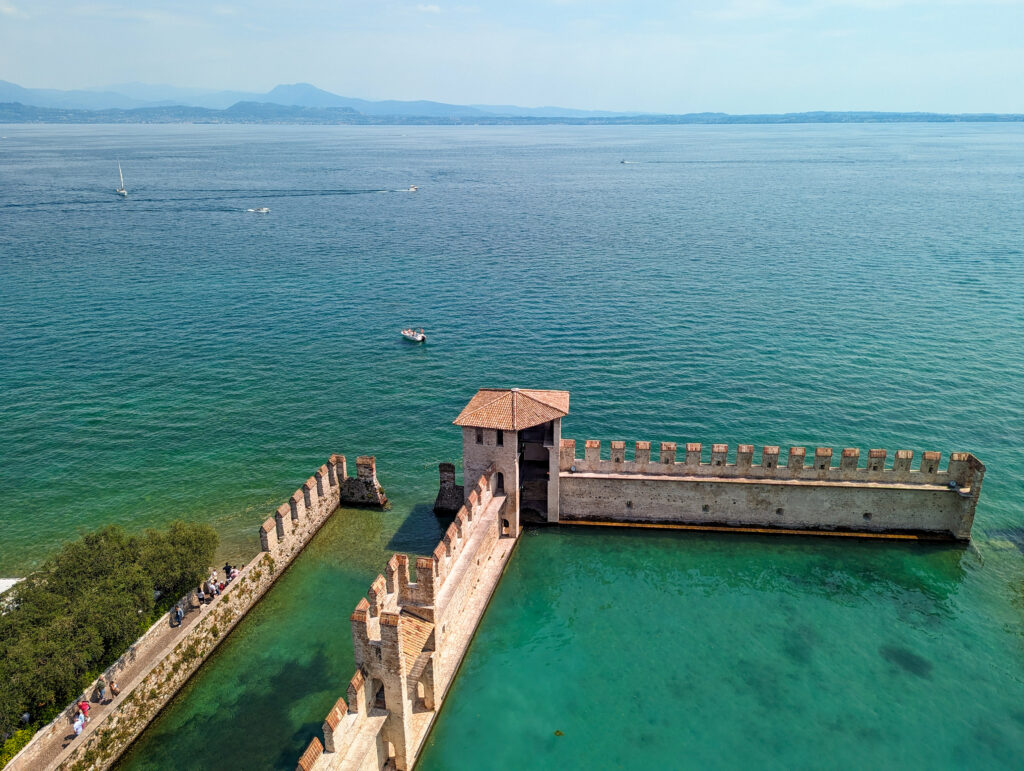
[1,123,1022,769]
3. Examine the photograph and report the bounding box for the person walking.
[72,711,85,737]
[109,680,120,698]
[197,584,205,604]
[175,604,185,626]
[97,676,107,703]
[77,699,90,719]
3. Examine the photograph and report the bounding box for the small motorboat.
[401,328,426,342]
[407,185,418,192]
[247,207,270,213]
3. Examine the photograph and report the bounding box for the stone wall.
[559,440,985,539]
[9,454,385,771]
[300,468,518,771]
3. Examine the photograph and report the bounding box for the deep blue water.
[1,123,1022,769]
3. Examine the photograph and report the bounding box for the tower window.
[475,428,483,444]
[496,472,505,493]
[496,430,503,446]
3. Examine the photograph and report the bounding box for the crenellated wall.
[12,454,386,771]
[300,468,517,771]
[558,440,984,539]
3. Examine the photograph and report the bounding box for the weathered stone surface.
[432,463,463,515]
[340,456,388,508]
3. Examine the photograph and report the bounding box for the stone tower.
[452,387,569,534]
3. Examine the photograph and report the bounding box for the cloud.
[0,2,27,17]
[416,4,441,12]
[70,4,202,26]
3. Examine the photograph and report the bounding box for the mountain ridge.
[1,100,1022,126]
[0,80,635,117]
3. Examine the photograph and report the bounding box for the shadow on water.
[119,649,335,770]
[386,503,450,557]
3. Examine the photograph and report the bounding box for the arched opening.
[495,472,505,494]
[501,518,511,536]
[371,678,387,711]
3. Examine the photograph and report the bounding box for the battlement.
[559,438,984,540]
[312,466,513,770]
[559,439,984,489]
[255,454,388,562]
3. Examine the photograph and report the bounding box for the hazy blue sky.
[1,0,1022,112]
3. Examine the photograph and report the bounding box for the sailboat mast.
[118,161,124,189]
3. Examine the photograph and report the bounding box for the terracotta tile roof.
[453,388,569,431]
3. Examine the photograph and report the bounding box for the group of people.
[67,561,244,742]
[70,676,119,738]
[194,563,240,607]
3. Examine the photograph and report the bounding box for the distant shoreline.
[2,101,1022,126]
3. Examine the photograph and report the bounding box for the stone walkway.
[15,588,230,771]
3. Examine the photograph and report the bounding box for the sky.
[1,0,1022,113]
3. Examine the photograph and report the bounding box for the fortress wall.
[18,454,385,771]
[558,440,984,539]
[309,469,516,771]
[559,474,969,536]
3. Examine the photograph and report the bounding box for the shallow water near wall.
[419,527,1024,770]
[2,123,1023,768]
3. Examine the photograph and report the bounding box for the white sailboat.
[116,161,127,197]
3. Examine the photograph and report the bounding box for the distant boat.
[401,328,426,342]
[115,161,127,197]
[247,207,270,213]
[407,185,418,192]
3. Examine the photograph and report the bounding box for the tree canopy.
[0,521,217,739]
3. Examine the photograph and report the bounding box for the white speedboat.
[247,207,270,213]
[116,160,127,197]
[407,185,418,192]
[401,328,426,342]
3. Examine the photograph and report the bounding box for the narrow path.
[22,585,233,770]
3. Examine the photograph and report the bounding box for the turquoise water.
[419,528,1024,770]
[1,123,1023,768]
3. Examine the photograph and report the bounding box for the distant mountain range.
[0,80,1022,125]
[0,80,632,118]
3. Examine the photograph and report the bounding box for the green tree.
[0,520,218,739]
